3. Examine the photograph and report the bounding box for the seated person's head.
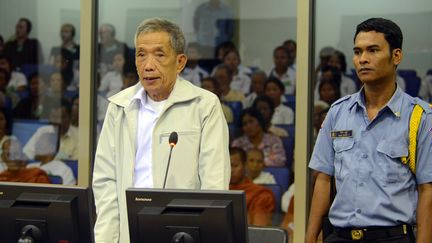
[318,79,340,105]
[122,62,139,89]
[229,147,247,185]
[252,95,275,128]
[34,132,58,163]
[250,70,267,96]
[212,65,233,90]
[239,108,266,138]
[1,138,27,172]
[246,148,265,180]
[201,77,220,97]
[264,77,285,106]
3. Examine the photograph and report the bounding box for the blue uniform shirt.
[309,87,432,228]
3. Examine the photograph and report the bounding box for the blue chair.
[263,167,290,192]
[275,124,295,169]
[63,159,78,180]
[427,69,432,76]
[224,101,243,126]
[283,95,296,112]
[11,119,50,146]
[263,183,282,213]
[20,64,55,79]
[398,69,417,79]
[48,175,63,184]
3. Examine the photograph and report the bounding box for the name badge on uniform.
[331,130,353,138]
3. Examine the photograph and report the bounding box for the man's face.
[353,31,402,85]
[230,153,245,185]
[99,26,114,44]
[250,74,265,95]
[61,25,74,42]
[135,31,186,101]
[223,51,239,71]
[213,68,231,88]
[0,59,11,72]
[246,150,264,180]
[274,49,289,70]
[15,20,28,39]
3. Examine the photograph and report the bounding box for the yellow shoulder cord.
[401,104,424,174]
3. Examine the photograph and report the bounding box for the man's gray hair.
[134,18,185,54]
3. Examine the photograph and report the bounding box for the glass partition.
[0,0,80,185]
[96,0,298,235]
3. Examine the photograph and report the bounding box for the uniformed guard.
[305,17,432,243]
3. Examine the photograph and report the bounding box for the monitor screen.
[0,182,94,243]
[126,188,249,243]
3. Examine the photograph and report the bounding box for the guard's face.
[135,31,186,101]
[353,31,402,85]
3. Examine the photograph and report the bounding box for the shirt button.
[359,182,364,186]
[361,153,368,159]
[356,209,362,214]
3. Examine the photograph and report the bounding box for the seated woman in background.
[264,78,294,125]
[231,108,286,167]
[252,95,288,137]
[318,78,341,106]
[246,148,276,184]
[0,138,50,183]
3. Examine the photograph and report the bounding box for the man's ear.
[176,54,187,74]
[393,48,403,66]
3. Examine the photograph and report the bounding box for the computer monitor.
[0,182,94,243]
[126,188,249,243]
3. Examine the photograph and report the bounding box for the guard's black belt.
[334,224,411,241]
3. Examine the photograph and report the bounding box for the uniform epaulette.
[330,95,353,108]
[413,97,432,114]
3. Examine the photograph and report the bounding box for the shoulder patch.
[413,98,432,114]
[330,94,353,108]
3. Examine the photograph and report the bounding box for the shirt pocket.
[332,138,355,180]
[376,141,410,184]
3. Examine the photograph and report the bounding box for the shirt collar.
[349,85,404,117]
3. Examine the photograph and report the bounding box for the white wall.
[316,0,432,76]
[0,0,80,62]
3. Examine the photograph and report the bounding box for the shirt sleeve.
[309,108,335,176]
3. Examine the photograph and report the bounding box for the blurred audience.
[201,76,233,123]
[244,70,267,108]
[98,23,129,76]
[246,148,276,184]
[231,108,286,167]
[229,147,275,226]
[213,64,245,103]
[264,78,294,125]
[268,46,296,95]
[180,42,209,86]
[4,18,44,69]
[193,0,234,58]
[252,95,288,137]
[0,54,28,92]
[27,132,76,185]
[48,23,80,67]
[0,138,50,183]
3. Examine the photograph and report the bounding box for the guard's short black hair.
[354,17,403,52]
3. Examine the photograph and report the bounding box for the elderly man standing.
[92,18,230,243]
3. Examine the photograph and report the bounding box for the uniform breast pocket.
[332,138,355,179]
[376,141,410,184]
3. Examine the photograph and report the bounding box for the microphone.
[163,132,178,188]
